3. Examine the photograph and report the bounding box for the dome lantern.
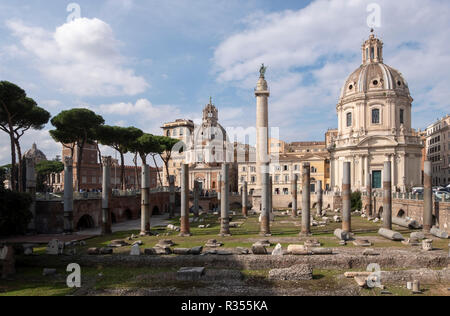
[361,31,383,65]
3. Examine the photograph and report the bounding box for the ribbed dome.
[24,143,47,163]
[340,62,410,99]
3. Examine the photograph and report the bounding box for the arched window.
[346,112,352,127]
[372,108,380,124]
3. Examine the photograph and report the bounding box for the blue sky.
[0,0,449,165]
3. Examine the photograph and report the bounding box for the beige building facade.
[425,115,450,186]
[329,33,423,192]
[239,138,331,196]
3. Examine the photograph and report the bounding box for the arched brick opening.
[230,202,242,210]
[77,214,94,231]
[396,209,406,219]
[378,207,383,219]
[152,206,160,215]
[288,202,292,208]
[124,209,132,220]
[111,212,117,224]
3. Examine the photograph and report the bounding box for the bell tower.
[202,97,219,125]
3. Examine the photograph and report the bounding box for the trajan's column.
[254,64,270,210]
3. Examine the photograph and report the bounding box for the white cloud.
[213,0,450,136]
[0,129,61,165]
[6,17,149,97]
[99,98,190,134]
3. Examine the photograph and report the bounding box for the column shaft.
[342,162,352,233]
[260,163,271,236]
[220,164,231,236]
[423,161,433,233]
[242,181,248,217]
[193,181,200,218]
[316,180,323,216]
[180,164,191,236]
[102,157,112,235]
[169,175,175,219]
[301,163,311,236]
[383,161,392,230]
[140,164,150,235]
[292,174,298,217]
[63,157,74,233]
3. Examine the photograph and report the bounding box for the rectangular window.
[346,112,352,127]
[372,109,380,124]
[400,109,404,124]
[372,170,382,189]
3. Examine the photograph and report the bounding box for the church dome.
[24,143,47,163]
[339,33,410,99]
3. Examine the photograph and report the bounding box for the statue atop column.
[259,64,267,78]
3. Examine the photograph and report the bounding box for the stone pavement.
[0,214,171,244]
[76,214,171,236]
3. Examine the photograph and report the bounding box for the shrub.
[351,191,362,212]
[0,188,32,236]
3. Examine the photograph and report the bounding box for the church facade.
[329,33,423,192]
[161,100,238,192]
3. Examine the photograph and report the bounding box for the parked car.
[435,190,450,201]
[412,187,424,195]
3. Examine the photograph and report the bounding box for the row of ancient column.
[60,159,434,237]
[339,160,434,235]
[177,163,254,237]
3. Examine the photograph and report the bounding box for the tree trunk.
[1,102,17,191]
[133,153,140,189]
[76,141,85,192]
[163,157,171,184]
[14,138,23,192]
[120,151,126,191]
[152,154,163,187]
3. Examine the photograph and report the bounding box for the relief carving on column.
[102,156,112,167]
[64,156,73,166]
